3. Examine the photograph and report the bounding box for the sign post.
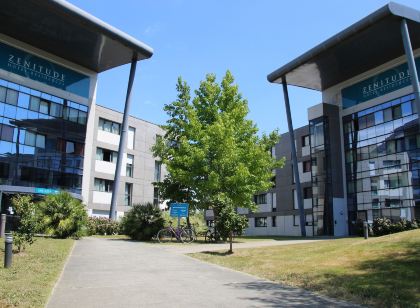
[169,203,189,228]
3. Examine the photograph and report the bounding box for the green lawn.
[191,229,420,307]
[0,236,74,308]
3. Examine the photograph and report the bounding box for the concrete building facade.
[85,105,166,218]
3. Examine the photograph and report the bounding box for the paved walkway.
[47,238,357,308]
[154,238,325,254]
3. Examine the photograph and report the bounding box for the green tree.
[11,194,39,252]
[153,71,284,251]
[38,192,87,239]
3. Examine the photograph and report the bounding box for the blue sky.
[69,0,420,135]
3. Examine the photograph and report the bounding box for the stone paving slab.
[47,237,359,308]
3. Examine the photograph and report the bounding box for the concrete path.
[47,238,357,308]
[154,238,325,254]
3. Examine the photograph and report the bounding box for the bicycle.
[204,227,220,243]
[156,222,195,243]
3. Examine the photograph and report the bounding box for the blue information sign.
[170,203,189,218]
[34,188,59,195]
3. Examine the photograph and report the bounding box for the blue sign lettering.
[170,203,189,218]
[34,188,59,195]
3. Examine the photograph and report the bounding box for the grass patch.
[0,236,74,308]
[191,229,420,307]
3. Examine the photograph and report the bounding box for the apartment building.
[84,105,166,218]
[249,2,420,237]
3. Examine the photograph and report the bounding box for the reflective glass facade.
[0,78,88,195]
[310,117,333,235]
[343,94,419,226]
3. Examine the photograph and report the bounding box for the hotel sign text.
[342,58,420,109]
[0,41,90,98]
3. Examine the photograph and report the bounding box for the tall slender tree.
[153,71,284,247]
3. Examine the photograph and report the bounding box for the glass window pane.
[18,93,30,108]
[3,104,16,119]
[96,148,103,160]
[78,111,87,125]
[104,120,112,132]
[393,105,402,119]
[401,101,412,117]
[50,103,62,118]
[30,96,40,112]
[0,124,14,142]
[66,141,75,153]
[15,107,27,120]
[69,108,78,122]
[36,134,45,148]
[5,89,18,105]
[128,127,135,149]
[25,131,36,146]
[384,108,393,122]
[111,122,120,134]
[374,111,383,124]
[0,86,6,102]
[39,101,49,114]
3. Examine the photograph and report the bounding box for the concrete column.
[281,76,306,237]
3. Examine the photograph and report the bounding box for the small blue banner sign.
[170,203,189,218]
[0,41,91,98]
[34,187,60,195]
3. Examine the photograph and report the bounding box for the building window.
[255,217,267,227]
[126,154,134,177]
[302,135,310,147]
[24,130,45,148]
[98,117,120,134]
[153,187,159,206]
[272,216,277,227]
[254,193,266,205]
[303,187,312,199]
[127,126,135,149]
[0,124,14,142]
[154,161,162,182]
[303,160,311,173]
[94,178,113,192]
[124,183,133,206]
[96,147,117,163]
[293,215,300,226]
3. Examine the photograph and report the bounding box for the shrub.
[86,217,121,235]
[215,205,248,241]
[162,210,207,233]
[372,217,418,236]
[121,203,164,241]
[38,192,87,239]
[11,195,40,252]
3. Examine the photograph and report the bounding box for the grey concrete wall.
[86,105,166,216]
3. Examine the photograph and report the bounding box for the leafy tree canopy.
[153,71,284,213]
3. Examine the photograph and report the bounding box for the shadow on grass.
[200,251,233,256]
[316,244,420,307]
[223,281,355,307]
[220,240,420,307]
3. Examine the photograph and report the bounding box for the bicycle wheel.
[182,228,195,243]
[178,229,191,243]
[157,229,174,243]
[204,230,213,243]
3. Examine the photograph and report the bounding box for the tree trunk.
[186,215,191,229]
[229,231,233,253]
